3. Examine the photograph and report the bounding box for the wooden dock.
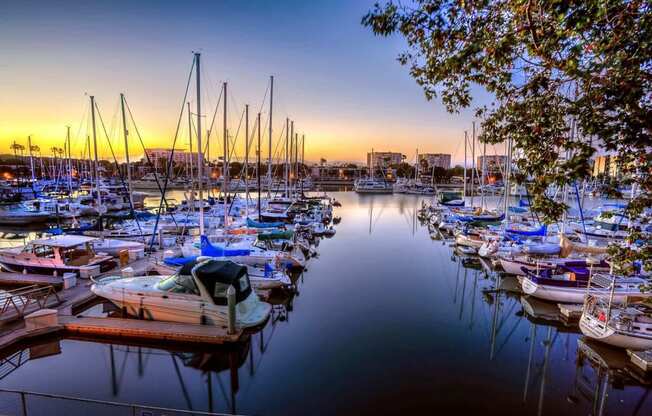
[61,315,242,344]
[628,349,652,372]
[0,272,62,287]
[558,303,583,320]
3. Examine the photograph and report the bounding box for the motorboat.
[0,235,115,277]
[92,258,272,328]
[91,238,145,257]
[353,178,393,194]
[0,203,51,225]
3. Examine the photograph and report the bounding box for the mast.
[244,104,249,218]
[463,131,468,199]
[503,137,512,226]
[90,96,101,212]
[66,126,72,196]
[301,134,305,195]
[267,75,273,198]
[471,122,476,207]
[195,52,204,236]
[27,135,35,184]
[415,148,419,182]
[222,81,228,227]
[481,129,486,210]
[294,132,299,196]
[257,112,262,219]
[187,102,194,191]
[120,94,134,210]
[284,118,289,196]
[371,148,374,180]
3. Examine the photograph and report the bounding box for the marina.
[2,1,650,415]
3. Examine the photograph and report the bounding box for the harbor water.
[0,192,649,415]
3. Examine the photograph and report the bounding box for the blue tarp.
[246,218,285,228]
[200,235,251,257]
[506,224,547,237]
[163,256,198,266]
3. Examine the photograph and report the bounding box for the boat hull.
[580,313,652,350]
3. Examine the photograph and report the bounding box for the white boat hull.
[580,313,652,350]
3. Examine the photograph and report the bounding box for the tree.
[363,0,651,274]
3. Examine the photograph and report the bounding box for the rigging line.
[149,56,196,250]
[123,97,179,227]
[93,101,147,244]
[256,82,270,116]
[227,107,246,162]
[205,85,224,150]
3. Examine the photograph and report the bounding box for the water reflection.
[0,193,650,415]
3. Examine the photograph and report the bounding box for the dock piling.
[227,285,236,334]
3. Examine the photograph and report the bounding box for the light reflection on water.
[0,192,649,415]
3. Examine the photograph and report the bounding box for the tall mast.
[90,96,101,211]
[503,137,512,225]
[222,81,228,227]
[415,148,419,181]
[471,122,476,207]
[481,128,486,210]
[244,104,249,218]
[301,134,305,195]
[66,126,72,196]
[267,76,273,197]
[464,131,468,199]
[257,112,262,219]
[27,135,35,184]
[371,148,374,180]
[294,132,298,195]
[187,102,194,190]
[120,94,133,210]
[284,118,289,196]
[194,52,204,236]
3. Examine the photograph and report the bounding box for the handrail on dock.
[0,284,60,318]
[0,387,243,416]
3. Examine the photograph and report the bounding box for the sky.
[0,0,495,165]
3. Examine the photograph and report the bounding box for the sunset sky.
[1,0,496,165]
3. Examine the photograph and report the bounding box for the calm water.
[0,192,650,415]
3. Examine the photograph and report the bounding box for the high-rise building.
[477,155,507,173]
[142,148,196,166]
[367,152,404,169]
[418,153,451,169]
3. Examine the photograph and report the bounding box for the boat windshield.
[156,274,199,295]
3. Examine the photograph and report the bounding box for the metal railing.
[0,284,60,318]
[0,388,243,416]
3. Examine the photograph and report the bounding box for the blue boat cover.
[523,243,560,255]
[506,224,547,237]
[163,255,198,266]
[246,218,285,228]
[200,235,251,257]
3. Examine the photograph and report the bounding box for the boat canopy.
[30,235,97,248]
[186,259,252,306]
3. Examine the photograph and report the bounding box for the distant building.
[477,155,507,173]
[593,155,621,177]
[367,152,404,169]
[419,153,451,170]
[142,148,196,167]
